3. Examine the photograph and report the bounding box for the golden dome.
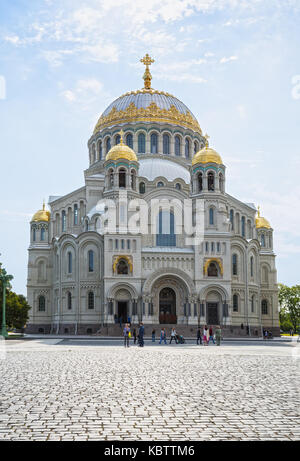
[106,130,138,162]
[255,206,271,229]
[31,202,50,222]
[192,145,223,166]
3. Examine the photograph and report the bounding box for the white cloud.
[220,55,238,63]
[61,78,107,110]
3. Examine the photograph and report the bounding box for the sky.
[0,0,300,295]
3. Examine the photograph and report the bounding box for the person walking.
[197,327,202,345]
[138,322,144,347]
[170,328,178,344]
[208,326,215,344]
[152,329,156,342]
[215,325,222,346]
[123,323,130,348]
[132,328,137,345]
[203,325,209,346]
[159,328,167,345]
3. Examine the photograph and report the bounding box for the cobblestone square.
[0,339,299,441]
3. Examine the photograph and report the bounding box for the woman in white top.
[203,325,209,345]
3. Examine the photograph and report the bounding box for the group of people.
[123,322,144,347]
[197,325,222,346]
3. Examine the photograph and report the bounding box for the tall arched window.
[219,173,224,192]
[131,170,136,190]
[230,209,234,230]
[138,133,145,153]
[108,168,114,188]
[92,144,96,163]
[150,133,158,154]
[163,134,170,154]
[241,216,246,237]
[33,227,36,241]
[139,182,145,194]
[261,299,268,315]
[250,256,254,277]
[98,140,102,160]
[38,295,46,312]
[156,210,176,246]
[185,138,190,158]
[251,295,255,313]
[209,207,214,225]
[106,137,111,153]
[115,134,121,145]
[41,228,45,241]
[67,292,72,310]
[232,254,238,275]
[119,168,126,188]
[88,291,94,310]
[62,210,66,232]
[67,251,72,274]
[88,250,94,272]
[198,172,203,192]
[126,133,133,149]
[194,141,199,154]
[207,172,215,191]
[175,136,181,156]
[261,234,265,247]
[233,294,238,312]
[74,204,78,225]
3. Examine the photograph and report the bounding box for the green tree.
[278,284,300,332]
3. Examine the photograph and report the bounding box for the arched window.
[138,133,145,153]
[185,138,190,158]
[32,227,36,241]
[38,295,46,312]
[108,168,114,188]
[241,216,246,237]
[261,234,265,247]
[98,140,102,160]
[194,141,199,154]
[233,294,238,312]
[262,266,268,283]
[150,133,158,154]
[67,292,72,310]
[41,228,45,241]
[67,251,72,274]
[232,254,238,275]
[85,220,89,232]
[261,299,268,315]
[106,137,111,153]
[139,182,145,194]
[126,133,133,149]
[156,210,176,246]
[250,256,254,277]
[88,291,94,310]
[207,172,215,191]
[251,295,255,313]
[74,204,78,225]
[175,183,181,190]
[92,144,96,163]
[157,181,164,187]
[131,170,136,190]
[175,136,181,156]
[219,173,224,192]
[163,134,170,154]
[209,207,214,225]
[115,134,121,145]
[119,168,126,188]
[230,209,234,230]
[62,210,66,232]
[207,262,218,277]
[198,172,203,192]
[117,259,129,275]
[88,250,94,272]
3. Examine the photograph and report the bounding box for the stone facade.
[27,86,279,336]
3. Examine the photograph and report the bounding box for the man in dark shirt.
[138,323,145,347]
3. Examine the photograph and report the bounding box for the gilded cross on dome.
[140,53,155,90]
[204,133,210,148]
[118,129,125,144]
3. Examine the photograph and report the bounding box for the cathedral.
[26,55,279,336]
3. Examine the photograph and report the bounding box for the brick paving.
[0,340,299,440]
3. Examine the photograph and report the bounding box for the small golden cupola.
[255,206,271,229]
[106,130,138,163]
[192,135,223,166]
[31,201,50,222]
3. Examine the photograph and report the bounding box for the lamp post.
[0,268,13,338]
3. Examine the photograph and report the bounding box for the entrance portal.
[117,301,128,323]
[207,302,218,325]
[159,287,177,324]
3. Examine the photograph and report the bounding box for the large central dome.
[93,89,202,134]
